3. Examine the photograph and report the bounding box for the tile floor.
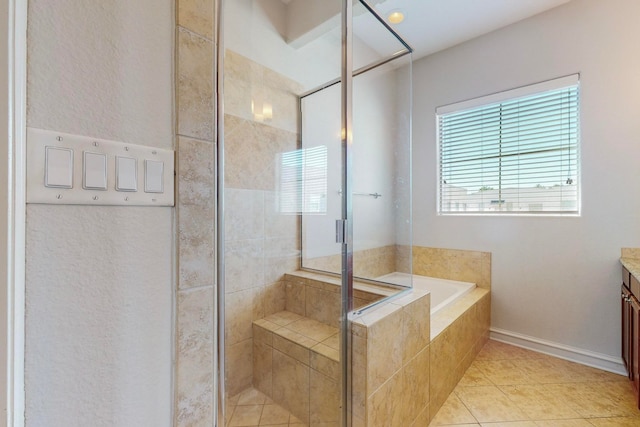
[226,387,305,427]
[227,340,640,426]
[429,340,640,426]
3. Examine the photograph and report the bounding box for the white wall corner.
[3,0,28,425]
[490,328,626,376]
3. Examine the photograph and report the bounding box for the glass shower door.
[218,1,411,425]
[219,0,347,425]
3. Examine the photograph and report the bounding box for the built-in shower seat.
[251,270,395,424]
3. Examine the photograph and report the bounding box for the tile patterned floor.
[228,340,640,426]
[429,340,640,426]
[226,387,305,427]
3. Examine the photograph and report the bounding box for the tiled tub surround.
[413,246,492,290]
[351,282,490,425]
[304,245,491,289]
[251,267,490,426]
[304,245,400,279]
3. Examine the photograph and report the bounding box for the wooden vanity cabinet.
[622,266,640,407]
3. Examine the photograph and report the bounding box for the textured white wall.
[25,1,174,426]
[412,0,640,359]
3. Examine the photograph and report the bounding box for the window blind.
[279,145,328,214]
[437,75,580,215]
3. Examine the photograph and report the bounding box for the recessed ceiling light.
[388,10,405,25]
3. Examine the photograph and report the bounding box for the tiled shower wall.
[175,0,216,425]
[223,50,304,397]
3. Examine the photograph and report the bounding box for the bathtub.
[375,272,476,315]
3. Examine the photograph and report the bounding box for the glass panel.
[221,1,344,425]
[302,2,413,290]
[220,1,412,425]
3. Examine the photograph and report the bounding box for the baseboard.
[490,328,626,376]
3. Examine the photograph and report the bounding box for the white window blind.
[437,75,580,215]
[278,145,328,214]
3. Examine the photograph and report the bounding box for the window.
[278,146,328,214]
[437,75,580,215]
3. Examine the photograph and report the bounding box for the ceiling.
[361,0,572,59]
[279,0,572,60]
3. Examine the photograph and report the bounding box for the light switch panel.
[83,152,107,190]
[27,127,174,206]
[45,146,73,188]
[116,156,137,192]
[145,160,164,193]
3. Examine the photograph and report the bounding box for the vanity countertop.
[621,257,640,280]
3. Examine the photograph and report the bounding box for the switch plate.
[116,156,138,192]
[26,127,175,206]
[45,146,73,188]
[83,152,107,190]
[145,160,164,193]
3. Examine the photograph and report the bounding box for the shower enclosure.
[217,0,412,424]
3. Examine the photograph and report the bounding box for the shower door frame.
[339,0,355,424]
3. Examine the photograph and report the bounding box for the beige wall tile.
[264,236,300,284]
[306,286,340,327]
[413,246,491,290]
[177,0,213,40]
[351,334,367,421]
[285,280,306,316]
[253,323,272,345]
[353,245,397,278]
[272,350,310,423]
[367,373,404,426]
[480,252,491,289]
[273,334,310,365]
[367,306,403,395]
[402,346,430,425]
[395,244,412,274]
[226,338,253,397]
[225,188,264,241]
[225,288,257,346]
[401,293,430,364]
[176,287,214,426]
[310,369,340,425]
[430,326,457,411]
[177,28,213,141]
[225,50,302,134]
[303,253,341,275]
[253,339,273,397]
[262,281,287,317]
[310,350,340,381]
[477,292,491,335]
[224,115,298,191]
[265,191,300,239]
[224,239,264,294]
[178,204,214,289]
[177,136,214,208]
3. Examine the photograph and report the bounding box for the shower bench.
[251,270,395,425]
